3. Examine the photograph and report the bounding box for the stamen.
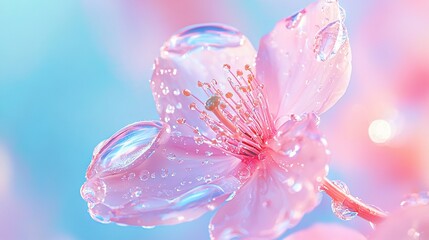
[177,64,275,158]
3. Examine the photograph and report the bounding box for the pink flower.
[284,224,366,240]
[81,0,351,238]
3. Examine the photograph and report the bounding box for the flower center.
[177,64,276,158]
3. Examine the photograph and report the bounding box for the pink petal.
[151,24,257,137]
[81,121,243,227]
[256,0,351,125]
[210,114,329,239]
[372,205,429,239]
[269,113,329,185]
[284,224,367,240]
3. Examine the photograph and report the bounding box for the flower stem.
[320,177,388,224]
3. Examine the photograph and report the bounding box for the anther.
[183,89,191,96]
[205,96,221,111]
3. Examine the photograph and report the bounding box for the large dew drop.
[313,20,348,62]
[162,24,245,56]
[92,121,164,176]
[330,180,357,221]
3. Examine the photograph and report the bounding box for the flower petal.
[209,114,329,239]
[256,0,351,124]
[81,121,243,226]
[284,224,367,240]
[209,158,322,239]
[151,24,257,137]
[269,113,329,184]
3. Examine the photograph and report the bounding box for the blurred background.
[1,0,428,239]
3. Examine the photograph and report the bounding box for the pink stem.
[321,177,388,224]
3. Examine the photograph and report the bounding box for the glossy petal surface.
[372,205,429,240]
[81,121,243,226]
[269,113,329,185]
[284,224,366,240]
[151,24,257,137]
[209,114,329,239]
[256,0,351,125]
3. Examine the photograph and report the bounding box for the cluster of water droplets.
[330,180,358,221]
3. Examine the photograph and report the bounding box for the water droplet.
[166,104,175,114]
[95,122,162,174]
[285,10,306,29]
[151,172,156,179]
[400,191,429,207]
[262,200,272,208]
[130,187,142,198]
[331,200,357,220]
[162,86,170,95]
[162,24,245,56]
[331,180,350,194]
[81,179,106,204]
[314,20,347,61]
[139,170,150,181]
[202,160,209,165]
[173,89,181,96]
[176,102,182,109]
[204,174,213,183]
[167,153,176,161]
[160,168,168,178]
[238,167,251,180]
[205,151,213,156]
[127,172,136,180]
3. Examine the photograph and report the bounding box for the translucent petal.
[209,113,329,239]
[372,205,429,240]
[210,163,326,236]
[151,24,257,137]
[284,224,367,240]
[81,121,243,226]
[256,0,351,125]
[268,113,329,184]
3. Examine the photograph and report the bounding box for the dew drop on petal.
[285,10,306,29]
[162,24,245,56]
[314,20,348,62]
[139,170,150,181]
[166,153,177,161]
[80,179,107,205]
[173,89,181,96]
[165,104,175,114]
[95,122,162,174]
